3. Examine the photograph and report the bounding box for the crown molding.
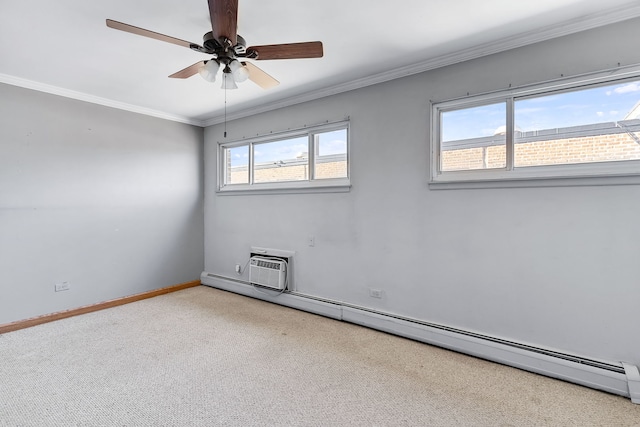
[202,2,640,127]
[0,74,205,127]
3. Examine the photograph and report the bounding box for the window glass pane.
[514,81,640,167]
[440,103,506,171]
[253,136,309,183]
[224,145,248,185]
[314,129,348,179]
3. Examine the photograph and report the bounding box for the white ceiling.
[1,0,640,126]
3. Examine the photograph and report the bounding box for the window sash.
[218,121,350,192]
[432,66,640,184]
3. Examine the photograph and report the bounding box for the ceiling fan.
[106,0,324,90]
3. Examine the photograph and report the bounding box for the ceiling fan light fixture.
[199,60,220,82]
[221,72,238,90]
[229,60,249,83]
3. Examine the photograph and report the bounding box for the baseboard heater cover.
[623,363,640,404]
[340,307,630,398]
[202,272,341,320]
[201,272,639,403]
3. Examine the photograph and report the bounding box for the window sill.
[217,179,351,195]
[429,172,640,190]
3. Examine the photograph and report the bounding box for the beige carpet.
[1,286,639,426]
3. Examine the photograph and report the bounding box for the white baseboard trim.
[201,273,341,320]
[201,272,638,403]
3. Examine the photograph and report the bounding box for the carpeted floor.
[1,286,639,426]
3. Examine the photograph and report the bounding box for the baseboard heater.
[201,272,640,404]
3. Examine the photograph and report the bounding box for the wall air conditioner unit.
[249,256,287,290]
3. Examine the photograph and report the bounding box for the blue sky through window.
[254,136,308,165]
[516,81,640,132]
[442,103,505,142]
[226,145,248,168]
[442,80,640,142]
[317,129,347,156]
[227,129,347,167]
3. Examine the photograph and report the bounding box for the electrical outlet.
[369,288,382,299]
[235,264,242,274]
[55,282,70,292]
[308,235,315,247]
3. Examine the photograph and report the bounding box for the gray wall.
[204,18,640,367]
[0,84,204,325]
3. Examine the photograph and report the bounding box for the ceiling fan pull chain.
[224,76,227,138]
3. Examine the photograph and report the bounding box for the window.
[225,145,249,185]
[253,136,310,184]
[219,121,349,192]
[432,68,640,186]
[440,102,506,171]
[513,85,640,168]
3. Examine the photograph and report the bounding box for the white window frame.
[430,65,640,189]
[217,121,350,194]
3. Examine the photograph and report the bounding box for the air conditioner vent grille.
[256,260,281,270]
[249,256,287,290]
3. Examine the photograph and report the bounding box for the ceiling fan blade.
[208,0,238,46]
[242,62,279,89]
[247,42,323,60]
[169,61,206,79]
[106,19,203,50]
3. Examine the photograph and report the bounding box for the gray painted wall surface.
[204,18,640,367]
[0,84,204,324]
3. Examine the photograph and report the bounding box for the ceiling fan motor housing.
[201,31,221,53]
[199,32,247,62]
